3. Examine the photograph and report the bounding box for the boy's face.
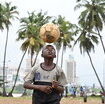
[42,45,56,58]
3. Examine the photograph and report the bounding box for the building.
[65,55,77,84]
[0,66,8,82]
[0,64,25,87]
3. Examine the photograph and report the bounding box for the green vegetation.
[0,96,32,100]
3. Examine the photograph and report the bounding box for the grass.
[0,96,31,100]
[0,96,102,100]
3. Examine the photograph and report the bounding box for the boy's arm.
[24,82,39,90]
[53,66,67,93]
[55,85,64,93]
[52,80,64,93]
[24,82,52,94]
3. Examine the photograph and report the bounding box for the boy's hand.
[52,80,59,89]
[39,85,52,94]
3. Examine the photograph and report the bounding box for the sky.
[0,0,105,87]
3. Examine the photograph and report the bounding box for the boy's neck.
[41,59,55,71]
[44,58,53,66]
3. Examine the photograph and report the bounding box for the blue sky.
[0,0,105,87]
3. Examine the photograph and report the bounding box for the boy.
[24,45,67,104]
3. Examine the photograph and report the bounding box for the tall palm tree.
[54,38,62,65]
[75,0,105,54]
[8,11,50,96]
[74,29,105,93]
[8,48,27,97]
[0,4,5,30]
[17,11,51,66]
[53,15,75,68]
[0,2,18,96]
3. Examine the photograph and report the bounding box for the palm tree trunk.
[56,49,60,66]
[32,49,40,67]
[2,28,9,96]
[87,50,105,92]
[8,49,27,97]
[31,52,33,67]
[61,43,64,68]
[96,27,105,54]
[22,50,40,97]
[22,89,27,96]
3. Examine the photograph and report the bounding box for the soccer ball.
[39,23,60,43]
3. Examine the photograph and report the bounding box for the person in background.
[73,87,77,97]
[80,86,84,97]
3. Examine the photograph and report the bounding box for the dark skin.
[24,45,64,94]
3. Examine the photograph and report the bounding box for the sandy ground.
[0,97,103,104]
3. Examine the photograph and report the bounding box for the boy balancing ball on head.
[23,45,67,104]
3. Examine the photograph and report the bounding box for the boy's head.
[42,45,56,58]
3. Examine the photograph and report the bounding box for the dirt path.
[0,97,102,104]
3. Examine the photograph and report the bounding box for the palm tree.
[54,38,62,65]
[0,4,5,96]
[17,11,51,67]
[74,29,105,93]
[8,48,27,96]
[53,15,75,68]
[75,0,105,54]
[0,4,5,30]
[0,2,18,96]
[8,11,51,96]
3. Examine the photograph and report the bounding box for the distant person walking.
[70,86,77,97]
[80,86,84,97]
[73,87,77,97]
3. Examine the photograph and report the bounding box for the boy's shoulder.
[55,65,64,75]
[32,64,40,71]
[56,65,63,71]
